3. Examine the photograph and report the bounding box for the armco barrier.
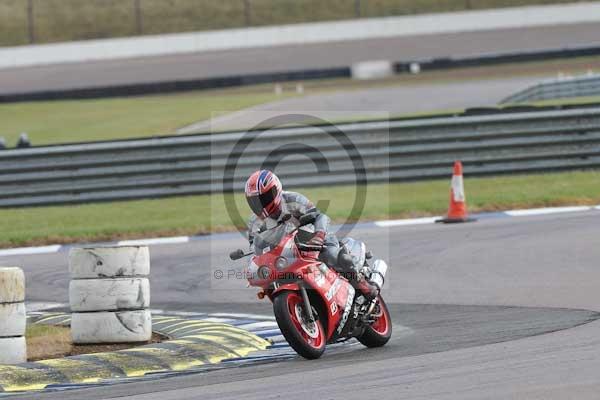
[396,45,600,74]
[501,74,600,104]
[0,67,351,103]
[1,107,600,207]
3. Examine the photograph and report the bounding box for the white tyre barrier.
[69,278,150,312]
[69,246,150,279]
[0,337,27,364]
[71,310,152,344]
[0,302,26,337]
[0,267,26,364]
[70,246,151,344]
[0,267,25,303]
[351,60,394,80]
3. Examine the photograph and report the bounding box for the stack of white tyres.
[69,246,152,344]
[0,267,26,364]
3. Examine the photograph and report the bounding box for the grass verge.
[26,324,71,361]
[26,324,164,361]
[2,170,599,249]
[0,90,291,146]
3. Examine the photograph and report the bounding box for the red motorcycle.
[230,213,391,359]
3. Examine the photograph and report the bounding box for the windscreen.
[252,221,296,255]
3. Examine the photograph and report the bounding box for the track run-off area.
[3,21,600,96]
[0,209,599,399]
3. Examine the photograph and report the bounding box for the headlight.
[275,257,288,270]
[247,260,259,275]
[258,266,271,279]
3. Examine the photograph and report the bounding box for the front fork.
[264,281,315,323]
[299,283,315,323]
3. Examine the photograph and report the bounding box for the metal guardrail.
[1,107,600,207]
[501,74,600,104]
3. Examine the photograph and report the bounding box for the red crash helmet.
[245,170,283,218]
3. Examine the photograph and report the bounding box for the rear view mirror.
[281,213,292,222]
[229,249,246,260]
[298,212,317,226]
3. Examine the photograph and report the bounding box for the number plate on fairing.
[305,264,355,340]
[336,285,355,334]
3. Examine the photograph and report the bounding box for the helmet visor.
[247,186,278,216]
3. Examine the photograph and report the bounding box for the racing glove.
[307,231,326,247]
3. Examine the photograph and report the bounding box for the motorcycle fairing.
[302,263,355,342]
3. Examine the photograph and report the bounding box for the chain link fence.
[0,0,584,47]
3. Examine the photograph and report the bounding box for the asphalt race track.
[3,210,600,399]
[2,22,600,95]
[181,74,545,132]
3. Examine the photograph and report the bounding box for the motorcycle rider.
[245,170,378,298]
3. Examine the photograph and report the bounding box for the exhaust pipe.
[368,259,388,290]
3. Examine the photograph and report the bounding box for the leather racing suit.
[247,191,340,269]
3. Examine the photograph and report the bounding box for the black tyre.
[357,295,392,348]
[273,290,326,359]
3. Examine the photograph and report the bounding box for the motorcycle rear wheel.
[273,290,326,359]
[357,295,392,348]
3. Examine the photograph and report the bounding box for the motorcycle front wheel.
[273,290,326,359]
[357,295,392,348]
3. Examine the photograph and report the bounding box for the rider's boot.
[337,253,379,299]
[320,247,381,300]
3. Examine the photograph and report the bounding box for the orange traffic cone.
[436,161,476,223]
